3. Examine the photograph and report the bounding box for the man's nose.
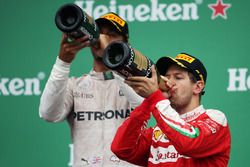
[168,78,176,87]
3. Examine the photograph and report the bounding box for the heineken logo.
[75,0,200,22]
[75,0,232,21]
[0,72,45,96]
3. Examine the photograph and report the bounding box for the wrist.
[58,55,74,63]
[53,57,71,74]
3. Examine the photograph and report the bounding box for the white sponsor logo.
[227,68,250,91]
[0,72,45,96]
[75,0,200,22]
[149,145,189,164]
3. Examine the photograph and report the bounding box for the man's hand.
[159,75,175,99]
[58,34,90,63]
[125,65,159,98]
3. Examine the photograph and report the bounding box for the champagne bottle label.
[134,49,153,77]
[69,11,99,42]
[103,41,154,78]
[81,12,99,41]
[133,50,148,71]
[124,45,153,77]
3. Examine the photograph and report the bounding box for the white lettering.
[150,0,167,21]
[167,3,182,21]
[24,78,41,95]
[227,68,248,91]
[135,4,150,22]
[75,0,200,22]
[9,78,24,96]
[0,72,44,96]
[182,3,199,20]
[109,0,117,13]
[0,78,10,95]
[118,5,135,22]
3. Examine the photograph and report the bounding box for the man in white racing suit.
[39,12,143,167]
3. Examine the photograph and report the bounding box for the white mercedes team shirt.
[39,57,143,167]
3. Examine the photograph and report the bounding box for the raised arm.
[39,57,74,122]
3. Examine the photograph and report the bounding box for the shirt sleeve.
[149,90,231,158]
[111,98,153,166]
[39,57,74,122]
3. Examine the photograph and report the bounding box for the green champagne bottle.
[103,41,154,78]
[55,3,99,43]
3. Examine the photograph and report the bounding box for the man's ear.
[193,80,205,95]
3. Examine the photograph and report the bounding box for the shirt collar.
[89,70,115,80]
[180,105,205,122]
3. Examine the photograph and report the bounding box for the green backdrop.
[0,0,249,166]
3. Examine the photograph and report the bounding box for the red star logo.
[208,0,231,20]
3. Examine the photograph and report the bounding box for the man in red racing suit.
[111,53,231,167]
